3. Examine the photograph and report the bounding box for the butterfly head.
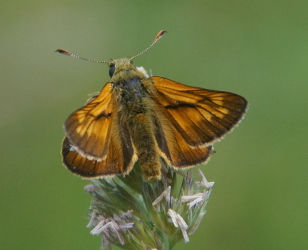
[108,58,134,77]
[108,58,149,82]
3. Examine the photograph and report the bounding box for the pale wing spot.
[212,99,224,106]
[76,114,86,123]
[216,106,229,115]
[76,126,82,134]
[197,107,212,121]
[197,105,229,120]
[210,95,228,107]
[69,145,77,152]
[75,118,92,135]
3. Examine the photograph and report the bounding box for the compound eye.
[109,64,115,77]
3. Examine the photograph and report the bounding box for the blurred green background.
[1,0,307,249]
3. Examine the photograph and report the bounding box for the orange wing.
[62,133,137,178]
[153,115,213,168]
[150,76,248,168]
[64,82,115,160]
[62,82,137,178]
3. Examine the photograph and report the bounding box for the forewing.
[64,82,114,159]
[151,76,248,147]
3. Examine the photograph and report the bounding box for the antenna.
[130,30,167,61]
[55,30,167,63]
[55,49,109,64]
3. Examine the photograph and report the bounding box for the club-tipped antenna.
[129,30,167,61]
[56,30,167,63]
[55,49,110,64]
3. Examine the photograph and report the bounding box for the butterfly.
[57,30,248,181]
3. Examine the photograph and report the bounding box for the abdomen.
[126,111,162,181]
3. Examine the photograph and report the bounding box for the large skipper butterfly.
[57,30,248,181]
